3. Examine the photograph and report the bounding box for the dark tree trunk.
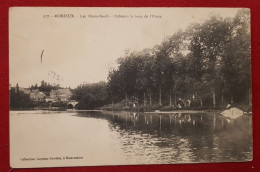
[169,89,172,106]
[249,87,252,106]
[212,87,216,108]
[159,84,162,106]
[144,92,146,106]
[125,93,128,108]
[149,92,152,106]
[221,89,224,103]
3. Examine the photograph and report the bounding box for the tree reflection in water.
[76,111,252,163]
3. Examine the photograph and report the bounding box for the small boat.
[221,107,244,119]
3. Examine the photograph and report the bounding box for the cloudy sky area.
[9,7,241,88]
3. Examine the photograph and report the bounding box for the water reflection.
[75,111,252,163]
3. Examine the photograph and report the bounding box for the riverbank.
[100,99,252,112]
[100,103,224,112]
[99,102,252,117]
[10,102,252,117]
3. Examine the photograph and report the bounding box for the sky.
[9,7,242,88]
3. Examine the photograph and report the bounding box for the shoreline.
[144,110,207,114]
[9,108,219,115]
[9,108,252,116]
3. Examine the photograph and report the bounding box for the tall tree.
[190,16,233,107]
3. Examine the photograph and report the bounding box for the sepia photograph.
[9,7,252,168]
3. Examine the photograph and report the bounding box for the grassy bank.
[99,99,252,114]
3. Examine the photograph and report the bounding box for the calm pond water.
[10,110,252,167]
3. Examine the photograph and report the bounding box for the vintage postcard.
[9,7,252,168]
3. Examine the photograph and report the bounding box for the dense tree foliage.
[10,84,32,109]
[107,9,251,109]
[71,81,109,109]
[30,80,61,96]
